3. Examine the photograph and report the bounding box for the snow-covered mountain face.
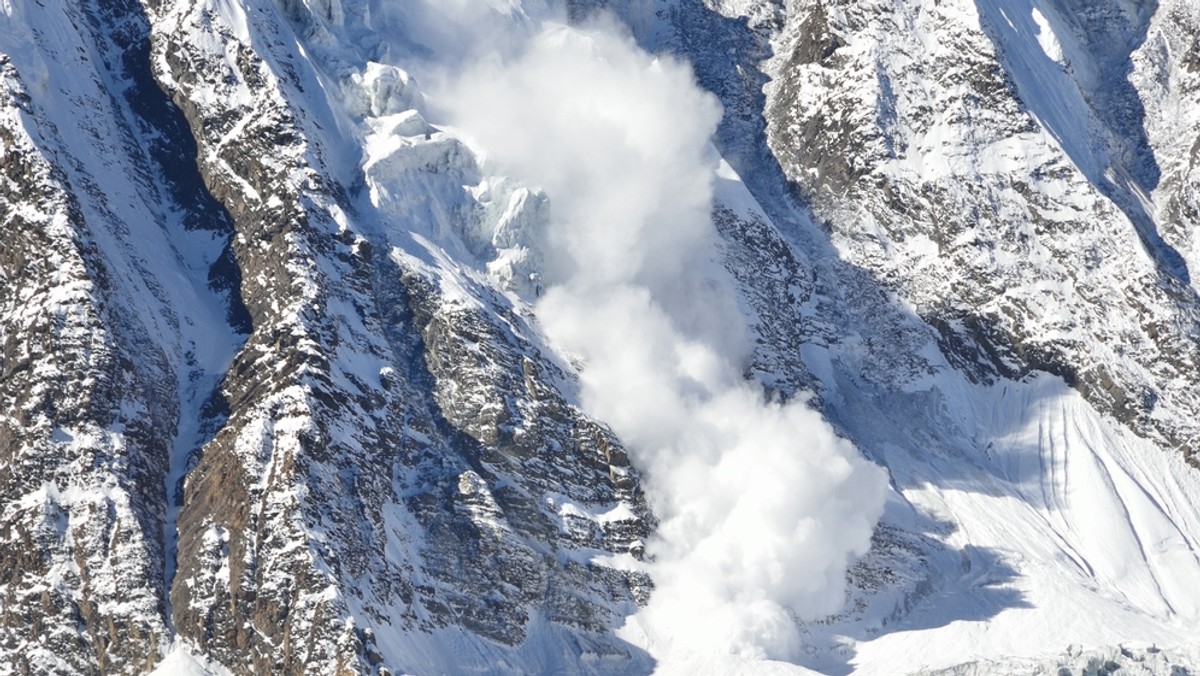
[3,0,1200,674]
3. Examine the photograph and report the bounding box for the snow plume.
[441,16,888,661]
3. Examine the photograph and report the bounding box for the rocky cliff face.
[3,0,653,673]
[762,0,1200,463]
[0,0,219,670]
[3,0,1200,674]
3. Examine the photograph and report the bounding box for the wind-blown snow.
[441,17,888,661]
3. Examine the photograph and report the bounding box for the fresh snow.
[1029,8,1065,65]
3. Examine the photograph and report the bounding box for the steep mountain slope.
[5,0,656,673]
[0,0,242,670]
[1,0,1200,674]
[763,0,1200,463]
[659,0,1200,671]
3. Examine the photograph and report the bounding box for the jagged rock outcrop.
[147,0,655,672]
[756,0,1200,464]
[3,0,654,673]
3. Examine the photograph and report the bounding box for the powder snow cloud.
[436,9,889,661]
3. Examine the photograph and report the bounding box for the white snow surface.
[148,643,233,676]
[1,0,244,667]
[818,373,1200,673]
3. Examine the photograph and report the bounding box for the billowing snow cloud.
[439,12,888,661]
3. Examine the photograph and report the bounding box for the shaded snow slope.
[811,373,1200,674]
